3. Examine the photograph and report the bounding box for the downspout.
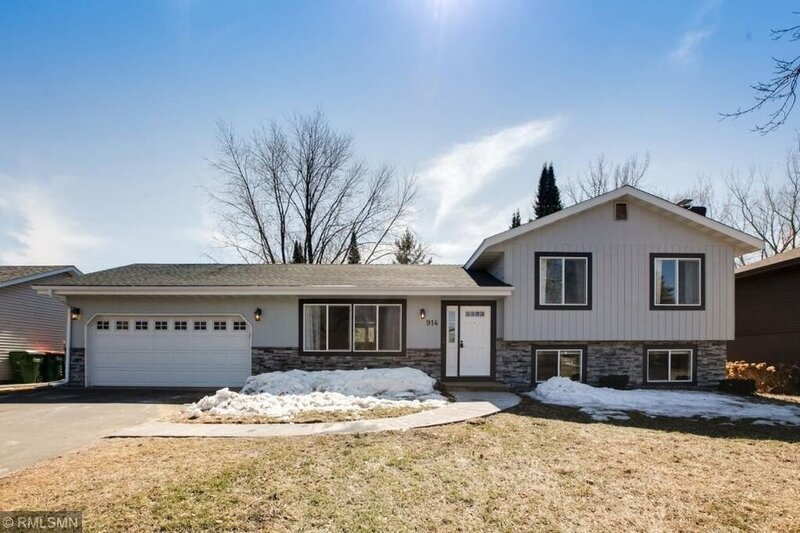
[50,297,71,387]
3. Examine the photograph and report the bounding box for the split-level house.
[35,186,760,390]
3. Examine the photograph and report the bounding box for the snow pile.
[528,377,800,425]
[187,367,448,420]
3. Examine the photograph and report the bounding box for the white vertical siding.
[499,200,737,341]
[0,279,68,381]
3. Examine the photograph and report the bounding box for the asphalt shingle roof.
[0,265,74,284]
[39,264,508,289]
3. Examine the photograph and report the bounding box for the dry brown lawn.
[1,398,798,532]
[173,404,431,424]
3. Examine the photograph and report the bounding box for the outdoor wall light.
[255,308,262,321]
[70,307,81,320]
[419,308,426,320]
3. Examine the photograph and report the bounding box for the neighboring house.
[0,266,82,382]
[35,186,760,390]
[728,248,800,364]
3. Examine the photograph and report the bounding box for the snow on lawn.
[528,377,800,425]
[186,367,448,420]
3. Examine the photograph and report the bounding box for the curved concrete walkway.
[110,391,520,438]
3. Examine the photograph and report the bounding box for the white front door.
[444,304,492,378]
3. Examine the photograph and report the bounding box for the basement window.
[534,348,583,383]
[646,348,693,383]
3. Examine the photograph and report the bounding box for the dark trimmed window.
[300,300,405,355]
[645,348,694,383]
[650,254,705,310]
[534,252,592,310]
[533,348,583,383]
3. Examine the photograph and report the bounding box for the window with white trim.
[174,321,187,331]
[154,320,168,331]
[213,321,227,331]
[135,320,148,331]
[302,302,403,353]
[536,254,591,309]
[233,321,247,331]
[96,320,109,330]
[116,320,129,331]
[652,255,703,307]
[193,321,207,331]
[647,349,693,383]
[534,349,582,383]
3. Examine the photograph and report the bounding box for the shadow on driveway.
[0,387,211,478]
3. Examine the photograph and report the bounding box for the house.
[728,248,800,364]
[0,265,82,382]
[35,186,761,390]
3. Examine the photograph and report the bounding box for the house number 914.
[425,319,439,327]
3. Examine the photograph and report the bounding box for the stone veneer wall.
[68,348,85,387]
[252,348,442,381]
[497,340,727,391]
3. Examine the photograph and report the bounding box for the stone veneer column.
[68,348,85,387]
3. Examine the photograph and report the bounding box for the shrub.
[718,378,756,395]
[598,375,629,390]
[726,361,800,395]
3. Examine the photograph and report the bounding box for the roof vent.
[614,202,628,221]
[676,198,707,217]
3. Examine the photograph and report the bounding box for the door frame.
[439,300,497,382]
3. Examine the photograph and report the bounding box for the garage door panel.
[88,316,251,387]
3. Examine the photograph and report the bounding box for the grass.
[1,398,799,532]
[173,404,432,424]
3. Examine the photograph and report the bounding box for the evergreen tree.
[346,232,361,264]
[510,209,522,229]
[291,241,305,264]
[533,162,564,218]
[393,228,431,264]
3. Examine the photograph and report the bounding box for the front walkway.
[111,391,521,438]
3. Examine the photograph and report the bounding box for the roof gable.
[465,186,762,268]
[0,265,81,289]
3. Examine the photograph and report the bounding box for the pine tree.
[510,209,521,229]
[291,241,305,264]
[533,162,563,219]
[346,232,361,264]
[393,228,431,264]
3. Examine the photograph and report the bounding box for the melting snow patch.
[186,368,448,420]
[528,377,800,425]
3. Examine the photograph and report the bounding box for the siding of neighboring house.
[497,199,736,342]
[0,275,70,381]
[728,264,800,364]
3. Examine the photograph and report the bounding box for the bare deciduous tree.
[209,111,416,264]
[565,152,650,204]
[722,135,800,262]
[723,14,800,134]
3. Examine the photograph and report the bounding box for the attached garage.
[86,315,251,387]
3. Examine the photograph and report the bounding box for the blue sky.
[0,0,797,271]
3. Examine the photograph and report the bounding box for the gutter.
[33,285,515,297]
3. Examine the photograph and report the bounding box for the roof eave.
[34,285,515,297]
[464,186,763,268]
[0,266,82,290]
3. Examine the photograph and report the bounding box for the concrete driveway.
[0,387,209,477]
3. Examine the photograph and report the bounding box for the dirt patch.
[1,398,798,531]
[170,404,433,424]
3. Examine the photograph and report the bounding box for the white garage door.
[87,316,251,387]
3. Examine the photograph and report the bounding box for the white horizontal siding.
[502,200,736,341]
[0,279,68,381]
